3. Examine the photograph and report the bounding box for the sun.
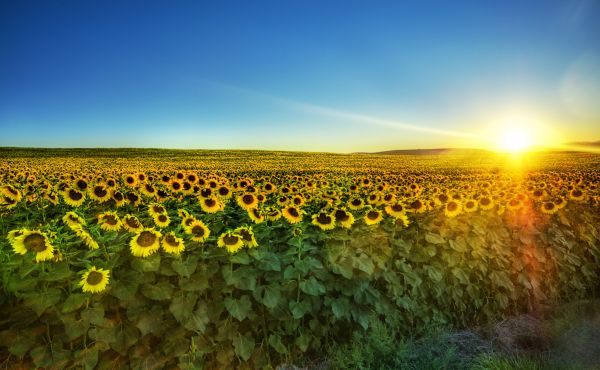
[499,128,532,152]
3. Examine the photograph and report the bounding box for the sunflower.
[153,213,170,228]
[124,174,138,187]
[444,200,462,218]
[394,213,410,228]
[122,215,144,233]
[80,266,110,294]
[62,188,86,207]
[130,229,162,257]
[266,207,282,221]
[98,211,122,232]
[74,228,100,250]
[334,208,355,229]
[235,226,258,248]
[237,193,258,210]
[148,204,167,218]
[541,201,558,215]
[216,185,232,199]
[89,184,111,203]
[348,197,365,210]
[199,196,223,213]
[1,185,22,202]
[247,208,265,224]
[11,230,55,262]
[384,203,406,218]
[555,196,567,209]
[364,209,383,226]
[569,188,585,201]
[478,196,494,210]
[161,232,185,255]
[282,206,303,224]
[111,190,126,207]
[185,220,210,242]
[407,199,426,213]
[63,211,87,230]
[506,198,523,211]
[463,199,478,212]
[312,211,336,230]
[217,231,244,253]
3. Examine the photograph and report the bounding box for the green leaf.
[426,267,443,283]
[184,305,210,333]
[449,238,468,253]
[110,280,138,303]
[256,251,281,271]
[171,255,199,278]
[425,232,446,244]
[299,276,326,296]
[233,334,255,361]
[330,297,350,319]
[23,287,62,316]
[179,271,210,292]
[131,254,161,272]
[224,295,252,321]
[39,263,73,281]
[136,307,163,336]
[141,280,174,301]
[289,300,311,319]
[262,283,282,309]
[354,253,375,275]
[62,293,88,313]
[8,334,35,357]
[170,293,198,323]
[268,334,288,354]
[81,305,105,326]
[451,268,470,285]
[230,250,251,264]
[222,266,257,291]
[64,318,90,340]
[295,333,311,352]
[78,348,99,370]
[30,345,52,368]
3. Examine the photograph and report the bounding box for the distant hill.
[566,140,600,147]
[360,148,492,155]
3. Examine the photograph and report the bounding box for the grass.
[324,299,600,370]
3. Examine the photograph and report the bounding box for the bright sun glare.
[499,128,532,152]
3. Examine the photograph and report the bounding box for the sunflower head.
[364,208,383,226]
[234,226,259,248]
[312,211,336,230]
[217,231,244,253]
[282,206,303,224]
[11,230,55,262]
[161,232,185,255]
[186,220,210,242]
[334,208,355,229]
[444,200,462,218]
[80,266,110,294]
[130,229,162,257]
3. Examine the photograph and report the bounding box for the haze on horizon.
[1,0,600,153]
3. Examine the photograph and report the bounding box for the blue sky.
[1,0,599,152]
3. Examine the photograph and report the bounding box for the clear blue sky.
[1,0,599,152]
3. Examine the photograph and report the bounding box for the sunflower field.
[1,148,599,369]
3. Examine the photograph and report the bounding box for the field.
[0,148,599,369]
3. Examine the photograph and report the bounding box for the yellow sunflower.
[463,199,478,213]
[217,231,244,253]
[265,207,282,221]
[247,208,265,224]
[282,206,303,224]
[148,203,167,218]
[541,201,558,215]
[122,215,144,233]
[161,232,185,255]
[312,211,336,230]
[478,196,494,210]
[11,230,55,262]
[89,184,111,203]
[348,197,365,210]
[153,213,170,228]
[199,196,223,213]
[80,266,110,294]
[73,228,100,250]
[384,203,406,218]
[234,226,258,248]
[62,188,86,207]
[62,211,87,230]
[334,208,355,229]
[569,188,585,201]
[237,193,258,210]
[506,198,523,211]
[98,211,121,232]
[185,219,210,242]
[394,213,410,228]
[364,209,383,226]
[444,200,462,218]
[130,229,162,257]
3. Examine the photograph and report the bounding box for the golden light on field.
[482,112,562,153]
